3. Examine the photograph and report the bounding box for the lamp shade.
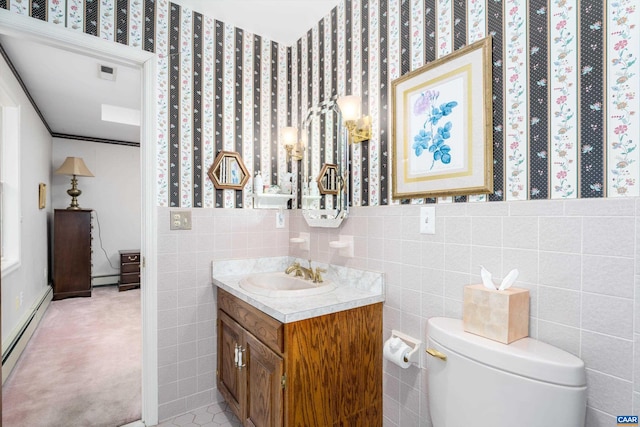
[280,127,298,146]
[337,95,362,121]
[55,157,94,177]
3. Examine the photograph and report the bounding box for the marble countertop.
[211,256,385,323]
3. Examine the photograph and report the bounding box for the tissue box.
[463,284,529,344]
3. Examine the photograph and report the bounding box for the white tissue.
[480,265,496,290]
[499,269,519,290]
[383,337,411,369]
[479,265,519,290]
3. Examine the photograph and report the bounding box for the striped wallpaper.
[3,0,639,207]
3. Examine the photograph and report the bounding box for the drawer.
[217,288,284,354]
[121,263,140,274]
[120,272,140,284]
[120,253,140,264]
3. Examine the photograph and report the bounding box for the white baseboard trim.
[92,275,119,287]
[2,286,53,384]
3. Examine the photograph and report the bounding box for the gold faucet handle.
[314,267,326,283]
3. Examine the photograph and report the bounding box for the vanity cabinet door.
[244,331,284,427]
[218,310,246,422]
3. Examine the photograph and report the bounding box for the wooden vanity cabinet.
[218,309,284,427]
[216,288,382,427]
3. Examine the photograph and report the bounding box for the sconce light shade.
[55,157,94,210]
[280,127,298,147]
[280,127,304,162]
[336,95,362,122]
[337,95,371,144]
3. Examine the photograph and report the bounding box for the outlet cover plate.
[420,206,435,234]
[275,209,285,229]
[170,210,192,230]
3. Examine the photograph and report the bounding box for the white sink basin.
[239,272,336,298]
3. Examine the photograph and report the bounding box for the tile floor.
[155,400,241,427]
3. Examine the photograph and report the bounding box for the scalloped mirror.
[300,99,349,228]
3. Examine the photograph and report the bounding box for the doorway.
[0,11,158,425]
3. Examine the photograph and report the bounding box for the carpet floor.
[2,286,141,427]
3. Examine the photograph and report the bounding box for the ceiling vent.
[99,64,117,81]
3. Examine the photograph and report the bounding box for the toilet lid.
[427,317,586,387]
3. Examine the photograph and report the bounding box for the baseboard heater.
[2,285,53,384]
[92,273,119,287]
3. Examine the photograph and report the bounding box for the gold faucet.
[285,262,305,278]
[285,260,326,283]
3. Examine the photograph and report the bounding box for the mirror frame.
[317,163,339,195]
[300,98,349,228]
[207,151,250,190]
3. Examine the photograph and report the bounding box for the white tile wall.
[289,198,640,425]
[157,198,640,424]
[537,320,580,355]
[583,255,635,298]
[539,217,582,253]
[539,251,582,290]
[582,293,634,339]
[581,331,633,380]
[156,207,290,421]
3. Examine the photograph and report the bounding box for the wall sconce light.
[55,156,94,210]
[280,126,304,161]
[337,95,372,144]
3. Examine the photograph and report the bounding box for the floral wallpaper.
[608,0,639,197]
[2,0,639,206]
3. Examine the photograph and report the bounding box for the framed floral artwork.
[391,37,493,199]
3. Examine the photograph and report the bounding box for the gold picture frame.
[391,37,493,199]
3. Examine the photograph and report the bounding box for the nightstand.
[119,250,140,291]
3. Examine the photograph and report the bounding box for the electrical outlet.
[170,210,192,230]
[420,206,436,234]
[275,209,285,229]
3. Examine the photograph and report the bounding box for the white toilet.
[426,317,587,427]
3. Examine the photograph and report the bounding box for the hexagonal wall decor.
[207,151,250,190]
[317,163,339,195]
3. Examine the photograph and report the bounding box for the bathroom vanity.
[212,257,385,427]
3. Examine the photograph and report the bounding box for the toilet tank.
[426,317,586,427]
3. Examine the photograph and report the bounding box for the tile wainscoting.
[157,197,640,425]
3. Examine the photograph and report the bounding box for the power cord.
[92,209,118,271]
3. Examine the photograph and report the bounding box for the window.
[0,82,21,276]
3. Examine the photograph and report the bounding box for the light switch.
[420,206,435,234]
[170,210,192,230]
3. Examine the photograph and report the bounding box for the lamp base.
[66,176,83,210]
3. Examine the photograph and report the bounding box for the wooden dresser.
[53,209,92,300]
[118,250,141,291]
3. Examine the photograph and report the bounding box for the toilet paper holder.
[390,329,422,367]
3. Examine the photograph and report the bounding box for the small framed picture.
[38,183,46,209]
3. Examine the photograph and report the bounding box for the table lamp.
[55,157,94,210]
